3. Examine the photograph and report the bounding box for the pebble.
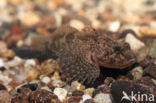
[51,72,60,80]
[24,59,36,67]
[84,99,95,103]
[41,86,52,92]
[51,79,65,88]
[148,40,156,59]
[16,40,24,48]
[131,66,143,80]
[15,82,38,91]
[6,56,24,67]
[139,27,156,37]
[1,49,15,59]
[11,90,30,103]
[93,93,112,103]
[21,11,40,26]
[109,21,120,32]
[40,59,60,76]
[69,19,85,31]
[0,84,7,90]
[93,84,110,97]
[0,90,11,103]
[53,88,68,102]
[80,94,92,103]
[72,90,84,96]
[41,76,51,84]
[0,59,4,67]
[0,72,12,85]
[71,81,85,91]
[136,46,149,63]
[0,41,15,58]
[29,89,59,103]
[84,88,95,96]
[144,64,156,79]
[27,67,40,81]
[125,33,145,53]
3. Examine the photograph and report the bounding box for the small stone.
[144,64,156,79]
[71,81,85,91]
[0,84,7,90]
[0,59,4,67]
[139,27,156,37]
[16,40,24,48]
[27,68,40,81]
[11,92,29,103]
[16,82,38,91]
[0,90,11,103]
[72,90,84,96]
[109,21,120,32]
[93,85,110,97]
[24,59,36,67]
[84,88,95,96]
[69,19,85,31]
[40,59,60,76]
[21,11,40,26]
[0,41,7,52]
[29,89,59,103]
[17,88,32,96]
[93,93,112,103]
[136,46,149,63]
[84,99,95,103]
[53,88,67,102]
[51,79,65,88]
[51,72,60,80]
[135,76,156,87]
[41,76,51,84]
[1,49,15,59]
[148,40,156,59]
[80,95,92,103]
[131,66,143,80]
[125,33,145,53]
[6,56,24,67]
[41,86,52,92]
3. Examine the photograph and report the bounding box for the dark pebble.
[0,84,7,90]
[93,84,110,97]
[84,99,95,103]
[72,90,84,96]
[29,89,60,103]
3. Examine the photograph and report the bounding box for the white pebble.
[125,33,145,53]
[0,59,4,67]
[52,79,65,88]
[25,59,36,66]
[69,19,85,31]
[71,81,85,91]
[94,93,112,103]
[41,76,51,84]
[6,56,24,67]
[109,21,120,32]
[80,94,92,103]
[54,88,67,102]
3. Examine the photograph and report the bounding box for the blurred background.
[0,0,156,29]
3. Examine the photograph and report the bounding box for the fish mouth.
[100,58,136,69]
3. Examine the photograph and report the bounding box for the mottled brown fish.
[28,25,136,84]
